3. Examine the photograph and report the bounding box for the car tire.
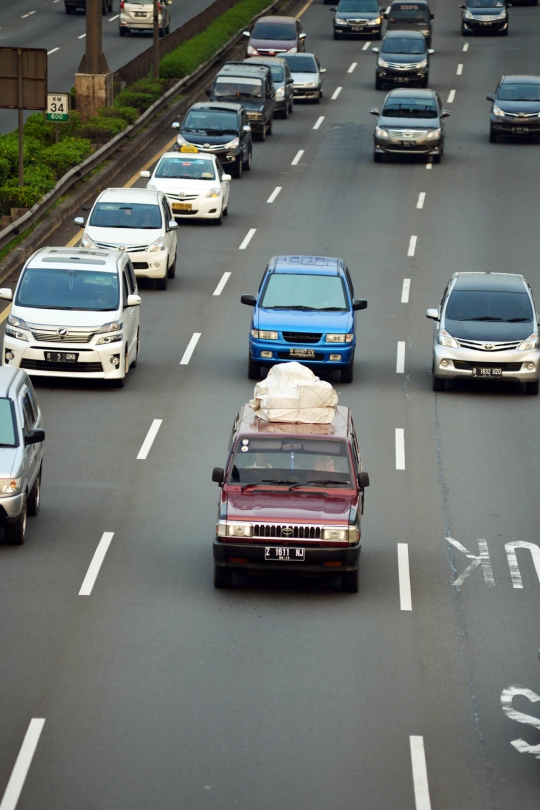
[248,354,260,379]
[288,99,294,114]
[5,497,27,546]
[374,152,383,162]
[232,156,243,178]
[341,568,359,593]
[420,75,429,88]
[223,205,228,217]
[375,30,382,40]
[525,380,539,395]
[165,24,170,34]
[500,27,508,35]
[243,148,252,170]
[27,471,41,517]
[214,565,233,588]
[340,357,354,383]
[258,126,266,142]
[214,211,223,226]
[131,328,140,368]
[119,27,127,35]
[281,104,289,119]
[108,0,113,10]
[433,153,441,164]
[167,253,176,278]
[375,77,384,90]
[102,1,107,13]
[156,273,168,290]
[333,31,340,39]
[489,126,498,143]
[266,118,273,135]
[432,375,445,391]
[65,5,73,12]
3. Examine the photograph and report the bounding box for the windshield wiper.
[506,317,530,322]
[459,316,503,321]
[319,307,347,311]
[289,479,349,491]
[241,479,297,491]
[266,305,317,311]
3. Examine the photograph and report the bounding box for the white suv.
[0,247,141,388]
[75,187,178,290]
[119,0,172,36]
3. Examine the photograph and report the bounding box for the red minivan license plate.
[265,547,305,561]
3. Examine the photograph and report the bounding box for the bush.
[0,187,43,216]
[18,165,56,193]
[112,90,157,113]
[0,157,10,187]
[98,105,139,125]
[0,134,45,176]
[41,137,93,176]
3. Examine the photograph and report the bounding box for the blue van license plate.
[289,348,315,358]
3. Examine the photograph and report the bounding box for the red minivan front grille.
[253,524,322,540]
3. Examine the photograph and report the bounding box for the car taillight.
[120,0,124,9]
[158,2,162,9]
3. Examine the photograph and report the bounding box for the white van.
[119,0,172,36]
[0,247,141,389]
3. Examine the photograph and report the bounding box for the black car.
[207,62,276,141]
[460,0,510,35]
[330,0,383,39]
[244,57,295,118]
[371,88,448,162]
[373,30,433,90]
[172,102,253,179]
[487,75,540,142]
[385,1,433,45]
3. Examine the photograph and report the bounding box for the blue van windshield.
[261,274,348,311]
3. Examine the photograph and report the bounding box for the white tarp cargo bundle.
[250,363,338,424]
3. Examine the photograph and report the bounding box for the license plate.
[513,127,529,133]
[44,351,78,363]
[265,547,305,561]
[395,77,410,82]
[172,202,192,211]
[134,11,146,15]
[351,25,364,30]
[480,21,492,25]
[399,140,417,146]
[472,367,502,377]
[289,348,315,358]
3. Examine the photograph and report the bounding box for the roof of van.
[97,187,161,204]
[269,255,343,275]
[217,62,271,78]
[237,403,351,437]
[26,246,121,271]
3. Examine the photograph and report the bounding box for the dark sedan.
[371,88,449,162]
[373,30,433,90]
[460,0,510,35]
[488,75,540,142]
[331,0,383,39]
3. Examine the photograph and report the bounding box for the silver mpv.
[0,367,44,545]
[427,272,540,394]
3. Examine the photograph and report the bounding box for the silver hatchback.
[427,272,540,394]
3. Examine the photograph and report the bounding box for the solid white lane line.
[347,62,357,73]
[362,41,371,50]
[407,235,417,257]
[78,33,86,38]
[291,149,304,165]
[401,279,410,303]
[0,719,45,810]
[239,228,256,249]
[395,429,405,470]
[47,47,59,55]
[462,42,469,51]
[416,192,425,209]
[456,63,463,75]
[313,116,325,130]
[79,533,114,596]
[108,13,119,20]
[447,89,456,103]
[396,341,405,373]
[410,736,432,810]
[398,544,412,611]
[136,419,162,460]
[331,86,342,100]
[267,186,282,203]
[180,333,201,365]
[213,271,231,296]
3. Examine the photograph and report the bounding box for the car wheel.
[314,92,321,104]
[288,98,294,114]
[243,148,252,170]
[340,357,354,383]
[266,118,273,135]
[159,26,165,37]
[214,565,233,588]
[214,211,223,226]
[5,497,27,545]
[131,328,140,368]
[119,27,127,35]
[167,252,176,278]
[525,380,539,395]
[223,205,228,217]
[420,75,429,88]
[375,77,384,90]
[65,5,73,12]
[281,104,289,119]
[500,27,508,35]
[165,24,170,34]
[248,354,260,379]
[333,30,340,39]
[108,0,113,10]
[27,471,41,517]
[432,376,445,391]
[341,568,359,593]
[374,152,383,162]
[232,156,243,178]
[101,1,107,13]
[489,126,498,143]
[156,273,168,290]
[375,30,382,40]
[433,153,441,164]
[258,126,266,142]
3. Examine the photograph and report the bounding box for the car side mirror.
[25,428,45,446]
[358,471,370,489]
[222,174,232,181]
[127,294,142,307]
[372,47,379,53]
[459,3,465,6]
[320,67,327,73]
[430,11,434,17]
[212,467,225,485]
[168,220,178,230]
[486,94,495,101]
[0,288,13,301]
[171,121,180,129]
[74,216,85,227]
[242,30,250,37]
[140,170,151,178]
[428,48,435,54]
[370,108,380,115]
[241,294,256,306]
[426,308,439,320]
[330,5,337,9]
[205,88,211,96]
[353,299,368,311]
[243,124,251,131]
[441,109,450,117]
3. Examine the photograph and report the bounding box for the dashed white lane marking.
[313,116,325,130]
[21,10,37,16]
[362,41,371,50]
[47,47,59,55]
[79,532,114,596]
[456,63,463,75]
[410,736,432,810]
[331,86,342,100]
[398,544,412,610]
[108,13,119,20]
[137,419,162,460]
[213,271,231,296]
[447,89,456,103]
[239,228,256,249]
[0,719,45,810]
[395,429,405,470]
[416,192,425,209]
[401,279,410,303]
[267,186,282,203]
[462,42,469,51]
[78,33,86,38]
[347,61,357,73]
[407,235,417,257]
[396,341,405,373]
[425,159,432,170]
[180,332,201,365]
[291,149,304,165]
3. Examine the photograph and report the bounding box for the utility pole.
[75,0,113,120]
[153,0,160,79]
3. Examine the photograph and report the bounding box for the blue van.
[241,255,367,382]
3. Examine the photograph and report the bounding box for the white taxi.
[141,148,231,225]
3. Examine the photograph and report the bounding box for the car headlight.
[378,57,390,68]
[335,17,347,23]
[326,333,353,343]
[5,327,29,342]
[206,187,221,198]
[0,478,21,496]
[518,334,539,351]
[348,526,360,543]
[463,9,475,18]
[96,332,123,345]
[251,329,278,340]
[7,314,30,332]
[438,330,458,348]
[368,16,382,24]
[175,134,188,146]
[375,125,389,138]
[223,523,253,538]
[97,320,123,334]
[147,237,165,253]
[492,104,506,117]
[80,233,97,249]
[246,45,258,55]
[426,128,441,140]
[416,58,427,69]
[275,87,285,99]
[322,528,347,542]
[287,46,297,53]
[305,81,319,88]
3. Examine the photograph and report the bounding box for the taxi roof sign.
[180,145,199,153]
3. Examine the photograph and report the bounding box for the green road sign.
[46,93,69,122]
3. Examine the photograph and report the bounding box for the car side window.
[125,259,137,293]
[122,271,130,306]
[21,391,35,433]
[216,162,223,180]
[26,386,39,423]
[344,267,355,299]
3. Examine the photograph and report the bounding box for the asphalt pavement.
[1,0,540,807]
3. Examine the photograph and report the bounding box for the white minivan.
[119,0,172,36]
[75,187,178,290]
[0,247,141,388]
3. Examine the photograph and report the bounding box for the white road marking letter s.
[501,686,540,757]
[447,537,494,588]
[505,541,540,588]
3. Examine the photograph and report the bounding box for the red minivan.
[244,15,306,57]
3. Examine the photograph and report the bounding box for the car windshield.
[382,36,427,53]
[284,55,318,73]
[251,22,296,40]
[445,290,533,322]
[89,202,161,229]
[338,0,380,10]
[261,273,348,310]
[214,77,263,99]
[268,65,284,81]
[0,399,17,447]
[382,98,438,117]
[498,82,540,101]
[15,268,119,311]
[155,157,216,180]
[227,438,353,487]
[389,4,430,19]
[467,0,504,6]
[183,110,238,131]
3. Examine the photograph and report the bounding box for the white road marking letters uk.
[239,229,256,250]
[331,87,342,100]
[462,42,469,51]
[291,149,304,165]
[457,64,463,75]
[267,186,282,203]
[417,192,425,209]
[505,541,540,588]
[47,47,60,55]
[447,537,494,588]
[180,333,201,365]
[395,429,405,470]
[409,736,432,810]
[396,341,406,373]
[447,89,456,103]
[313,116,325,130]
[401,279,411,303]
[0,719,45,810]
[347,62,357,73]
[137,419,163,460]
[362,41,371,50]
[407,235,417,257]
[501,686,540,756]
[79,532,115,596]
[213,272,231,296]
[398,544,412,610]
